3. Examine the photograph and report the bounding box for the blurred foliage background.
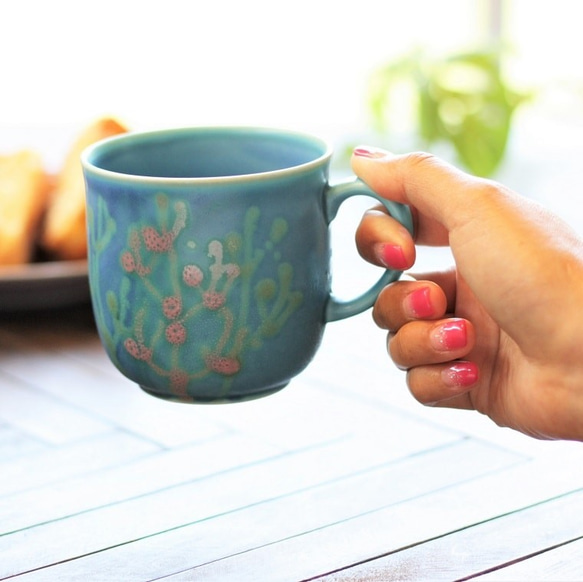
[368,49,529,176]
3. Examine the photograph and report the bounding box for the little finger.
[406,361,479,407]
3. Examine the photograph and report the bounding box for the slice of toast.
[41,117,128,260]
[0,150,49,265]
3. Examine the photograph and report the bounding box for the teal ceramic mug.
[82,127,412,403]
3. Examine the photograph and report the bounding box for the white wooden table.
[0,292,582,581]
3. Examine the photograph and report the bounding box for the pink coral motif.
[120,250,150,276]
[182,264,204,287]
[203,291,226,310]
[170,369,189,392]
[124,338,140,358]
[165,322,187,345]
[121,251,136,273]
[142,226,174,253]
[136,264,151,276]
[206,354,241,376]
[162,296,182,319]
[224,264,241,279]
[129,230,141,251]
[124,338,152,361]
[171,201,187,235]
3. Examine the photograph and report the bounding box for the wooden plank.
[0,430,158,499]
[0,422,46,459]
[0,432,474,578]
[315,490,583,581]
[1,439,520,580]
[0,432,278,535]
[0,370,112,445]
[475,536,583,581]
[155,449,583,582]
[0,349,228,448]
[198,377,463,452]
[0,323,119,379]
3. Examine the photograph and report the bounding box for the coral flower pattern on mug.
[88,193,304,399]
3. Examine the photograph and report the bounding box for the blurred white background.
[1,0,581,136]
[0,0,485,133]
[1,0,583,228]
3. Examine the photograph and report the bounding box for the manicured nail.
[376,243,408,270]
[353,146,387,159]
[407,287,433,318]
[442,361,479,388]
[431,319,467,351]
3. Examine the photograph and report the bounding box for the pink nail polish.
[432,320,467,351]
[442,362,479,388]
[353,146,386,159]
[377,244,408,270]
[407,287,433,318]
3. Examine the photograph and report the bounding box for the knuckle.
[404,151,436,166]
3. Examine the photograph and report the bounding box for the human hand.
[352,148,583,441]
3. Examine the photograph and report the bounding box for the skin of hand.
[352,147,583,441]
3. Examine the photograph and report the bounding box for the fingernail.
[407,287,433,318]
[431,319,467,351]
[376,243,408,270]
[353,146,387,159]
[442,361,479,388]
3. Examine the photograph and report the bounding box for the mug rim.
[81,126,334,185]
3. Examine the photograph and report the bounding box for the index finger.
[351,148,494,241]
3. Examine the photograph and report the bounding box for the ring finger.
[389,317,475,369]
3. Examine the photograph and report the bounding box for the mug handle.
[325,178,414,322]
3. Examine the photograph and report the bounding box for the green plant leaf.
[367,48,530,176]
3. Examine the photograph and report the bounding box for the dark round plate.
[0,260,90,312]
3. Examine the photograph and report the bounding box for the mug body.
[83,127,333,403]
